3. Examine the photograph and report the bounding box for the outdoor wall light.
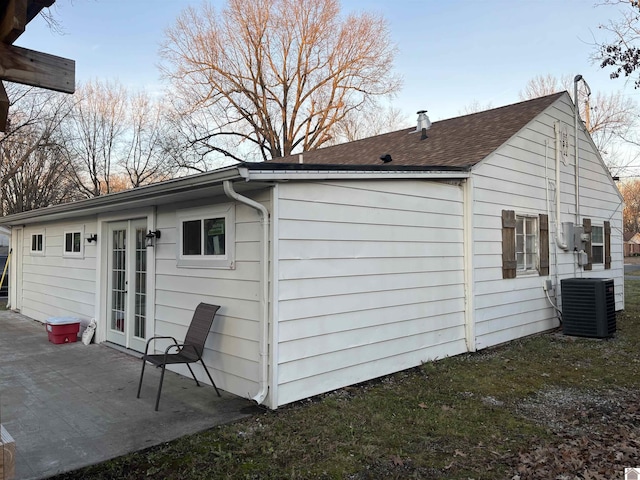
[145,230,161,247]
[86,234,98,243]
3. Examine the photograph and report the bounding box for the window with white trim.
[592,225,604,264]
[30,233,44,255]
[516,215,538,273]
[177,204,235,269]
[63,230,83,257]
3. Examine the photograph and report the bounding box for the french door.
[106,219,148,352]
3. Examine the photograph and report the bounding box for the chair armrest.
[164,343,200,359]
[143,335,179,356]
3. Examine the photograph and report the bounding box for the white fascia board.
[238,168,470,181]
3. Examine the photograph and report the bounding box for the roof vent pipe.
[416,110,431,132]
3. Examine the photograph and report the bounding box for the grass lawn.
[53,281,640,479]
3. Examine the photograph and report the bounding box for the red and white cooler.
[46,317,80,344]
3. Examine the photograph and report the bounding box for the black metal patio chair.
[136,302,221,411]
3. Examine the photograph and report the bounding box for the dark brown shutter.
[604,221,611,270]
[538,214,549,276]
[502,210,516,279]
[583,218,592,271]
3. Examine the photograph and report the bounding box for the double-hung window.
[516,215,538,273]
[177,204,235,269]
[63,230,84,258]
[502,210,549,279]
[31,233,44,255]
[591,225,604,265]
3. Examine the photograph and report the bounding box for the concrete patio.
[0,309,255,480]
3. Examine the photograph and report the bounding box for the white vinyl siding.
[20,220,97,322]
[154,193,268,400]
[275,180,466,406]
[472,93,624,350]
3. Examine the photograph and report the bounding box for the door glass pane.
[111,229,126,333]
[134,228,146,339]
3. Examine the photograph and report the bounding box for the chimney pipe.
[416,110,431,133]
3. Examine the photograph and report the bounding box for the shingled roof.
[270,92,565,169]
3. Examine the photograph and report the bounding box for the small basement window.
[177,204,235,269]
[516,215,538,273]
[592,225,604,264]
[31,233,44,255]
[63,230,83,258]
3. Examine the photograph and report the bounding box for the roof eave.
[1,165,244,226]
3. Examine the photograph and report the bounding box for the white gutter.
[554,122,569,251]
[223,180,270,405]
[238,168,470,181]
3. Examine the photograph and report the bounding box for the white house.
[0,91,623,409]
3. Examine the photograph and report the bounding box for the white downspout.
[463,177,475,352]
[573,76,581,226]
[223,180,270,405]
[554,122,569,251]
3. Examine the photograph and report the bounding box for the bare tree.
[327,102,409,145]
[594,0,640,88]
[519,74,639,175]
[459,100,494,116]
[61,80,176,197]
[62,80,128,197]
[619,179,640,232]
[121,92,176,187]
[0,85,76,214]
[160,0,400,162]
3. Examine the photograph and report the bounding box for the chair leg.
[200,359,221,397]
[185,363,200,386]
[137,358,147,399]
[155,364,167,411]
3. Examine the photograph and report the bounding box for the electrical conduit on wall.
[554,122,569,251]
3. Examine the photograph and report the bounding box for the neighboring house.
[624,232,640,256]
[0,92,623,409]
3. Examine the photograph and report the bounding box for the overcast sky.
[16,0,640,123]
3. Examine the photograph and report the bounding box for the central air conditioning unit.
[560,278,616,338]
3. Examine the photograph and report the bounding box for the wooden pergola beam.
[0,0,53,44]
[0,42,75,93]
[0,0,73,132]
[0,0,27,45]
